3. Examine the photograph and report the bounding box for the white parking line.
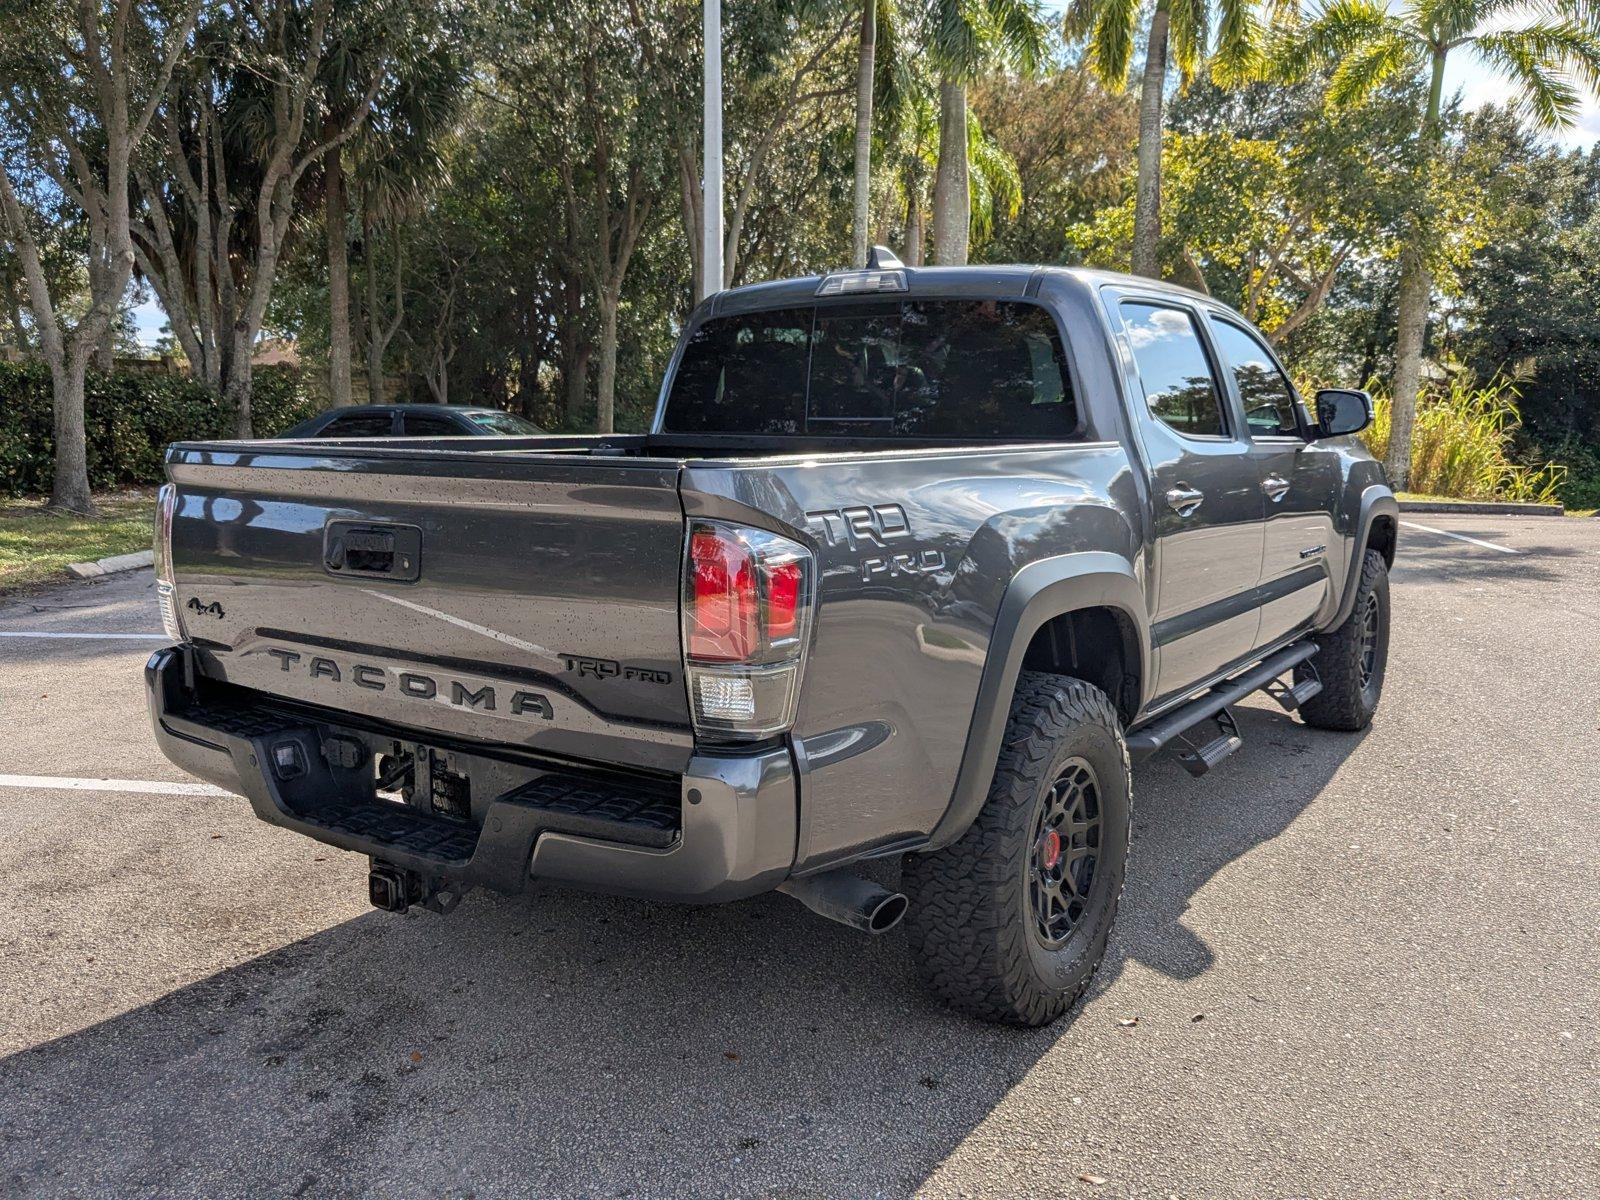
[0,631,168,640]
[0,774,231,796]
[1400,521,1521,555]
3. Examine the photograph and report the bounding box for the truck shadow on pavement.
[0,705,1360,1199]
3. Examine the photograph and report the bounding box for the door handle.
[1165,486,1204,516]
[1263,474,1291,502]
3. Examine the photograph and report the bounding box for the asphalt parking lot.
[0,514,1595,1199]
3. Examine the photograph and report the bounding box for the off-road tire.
[903,674,1131,1026]
[1297,548,1390,732]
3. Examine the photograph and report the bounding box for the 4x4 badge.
[186,597,225,619]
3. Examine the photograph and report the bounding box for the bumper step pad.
[300,799,481,863]
[504,773,681,850]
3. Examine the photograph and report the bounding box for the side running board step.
[1172,707,1242,778]
[1264,661,1323,712]
[1125,641,1319,763]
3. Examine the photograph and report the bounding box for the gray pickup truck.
[147,253,1397,1026]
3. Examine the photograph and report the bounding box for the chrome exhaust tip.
[777,869,908,935]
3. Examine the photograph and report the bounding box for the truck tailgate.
[165,445,692,773]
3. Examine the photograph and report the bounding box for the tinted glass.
[468,411,542,434]
[1120,303,1225,437]
[667,307,812,433]
[664,300,1077,440]
[1211,318,1299,436]
[321,412,395,437]
[402,412,467,436]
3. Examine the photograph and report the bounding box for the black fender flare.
[1329,486,1398,629]
[925,551,1150,851]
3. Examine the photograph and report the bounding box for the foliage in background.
[1363,376,1564,505]
[0,365,317,497]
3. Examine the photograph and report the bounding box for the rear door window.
[320,411,396,437]
[1120,302,1227,438]
[402,411,467,436]
[664,300,1078,440]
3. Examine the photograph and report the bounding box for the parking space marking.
[0,774,231,797]
[0,633,170,643]
[1400,521,1520,555]
[0,631,169,640]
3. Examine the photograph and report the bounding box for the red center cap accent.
[1040,829,1062,870]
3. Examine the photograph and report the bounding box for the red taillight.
[688,527,758,662]
[766,559,802,639]
[682,520,814,739]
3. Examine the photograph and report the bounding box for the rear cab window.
[662,299,1079,441]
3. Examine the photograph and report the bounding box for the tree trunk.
[595,292,619,434]
[851,0,877,268]
[326,143,353,407]
[49,351,94,514]
[905,198,924,266]
[229,327,254,438]
[930,79,969,266]
[1386,246,1428,489]
[520,345,543,420]
[365,247,386,404]
[1131,2,1170,278]
[1385,48,1450,490]
[94,328,116,374]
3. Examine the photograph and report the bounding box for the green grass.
[0,489,156,593]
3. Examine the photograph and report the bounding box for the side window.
[1120,302,1226,438]
[320,412,395,437]
[1210,318,1300,437]
[402,412,465,436]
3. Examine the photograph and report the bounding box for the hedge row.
[0,362,319,497]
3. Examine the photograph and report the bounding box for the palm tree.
[1287,0,1600,488]
[895,87,1022,261]
[925,0,1048,265]
[966,110,1024,249]
[852,0,905,267]
[1067,0,1262,278]
[853,0,879,267]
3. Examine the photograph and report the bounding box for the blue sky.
[130,7,1599,348]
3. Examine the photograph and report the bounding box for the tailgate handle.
[324,522,422,582]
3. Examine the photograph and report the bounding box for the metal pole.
[700,0,724,301]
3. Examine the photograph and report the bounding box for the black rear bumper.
[145,645,797,903]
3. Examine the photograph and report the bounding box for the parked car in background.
[276,405,546,438]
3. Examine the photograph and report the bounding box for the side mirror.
[1312,388,1373,439]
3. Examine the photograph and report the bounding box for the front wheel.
[1297,548,1390,732]
[902,674,1131,1026]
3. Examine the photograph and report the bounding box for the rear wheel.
[1297,548,1390,731]
[903,674,1131,1026]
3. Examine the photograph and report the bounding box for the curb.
[1398,500,1564,517]
[67,549,154,579]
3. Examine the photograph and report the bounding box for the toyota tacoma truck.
[146,253,1397,1026]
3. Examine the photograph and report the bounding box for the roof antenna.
[865,245,904,270]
